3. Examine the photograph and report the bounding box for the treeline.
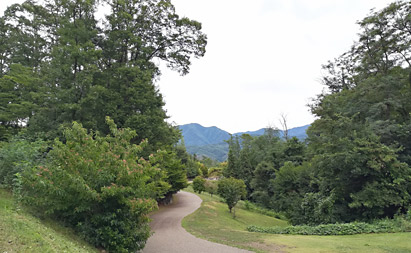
[0,0,206,252]
[175,140,224,179]
[225,1,411,225]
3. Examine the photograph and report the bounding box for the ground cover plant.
[247,216,411,235]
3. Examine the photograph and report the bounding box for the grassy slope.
[182,186,411,253]
[182,186,288,252]
[0,189,98,253]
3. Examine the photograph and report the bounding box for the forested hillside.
[224,0,411,225]
[179,123,310,161]
[0,0,206,251]
[179,123,231,146]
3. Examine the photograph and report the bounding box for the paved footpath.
[142,191,252,253]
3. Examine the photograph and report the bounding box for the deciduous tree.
[218,177,246,217]
[192,176,206,194]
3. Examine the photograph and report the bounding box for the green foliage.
[310,68,411,165]
[184,155,205,179]
[21,118,166,252]
[200,156,221,168]
[204,180,218,197]
[225,129,306,202]
[242,200,286,220]
[1,0,207,152]
[311,1,411,168]
[237,134,255,194]
[282,137,306,165]
[224,135,241,178]
[306,115,411,223]
[192,176,206,194]
[295,1,411,225]
[198,163,208,177]
[218,177,247,217]
[250,161,276,205]
[182,185,288,252]
[185,162,200,179]
[321,1,411,93]
[299,192,337,225]
[154,150,188,195]
[0,64,41,140]
[247,216,411,235]
[184,185,411,253]
[0,189,98,253]
[271,162,312,223]
[0,0,208,250]
[174,138,189,165]
[221,1,411,226]
[0,135,46,189]
[208,166,223,178]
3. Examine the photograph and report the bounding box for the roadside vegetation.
[1,0,411,252]
[184,186,411,253]
[0,0,204,251]
[183,185,288,252]
[248,216,411,235]
[0,189,98,253]
[219,0,411,230]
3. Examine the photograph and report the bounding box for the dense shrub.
[247,216,411,235]
[0,136,46,189]
[21,118,169,252]
[208,167,223,178]
[192,176,206,194]
[185,159,201,179]
[199,163,208,177]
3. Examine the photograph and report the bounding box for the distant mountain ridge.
[179,123,230,146]
[179,123,310,161]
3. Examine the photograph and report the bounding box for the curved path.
[142,191,251,253]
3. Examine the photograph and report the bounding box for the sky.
[1,0,395,133]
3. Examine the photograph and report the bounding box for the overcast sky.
[1,0,395,133]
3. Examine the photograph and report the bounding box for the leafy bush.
[406,209,411,221]
[208,166,223,178]
[21,118,169,252]
[204,180,217,197]
[199,163,208,177]
[247,216,411,235]
[0,136,46,189]
[185,159,201,179]
[192,176,206,194]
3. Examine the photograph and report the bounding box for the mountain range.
[179,123,310,162]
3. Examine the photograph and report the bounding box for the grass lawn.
[265,233,411,253]
[0,189,98,253]
[182,186,411,253]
